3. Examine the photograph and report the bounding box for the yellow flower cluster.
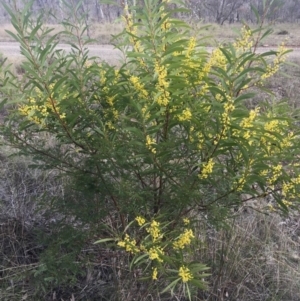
[183,218,190,225]
[222,98,235,127]
[19,85,67,125]
[235,176,247,191]
[260,116,291,154]
[240,107,260,128]
[129,76,148,99]
[146,220,162,242]
[282,199,293,207]
[117,216,201,286]
[105,120,115,130]
[265,119,278,132]
[19,97,48,124]
[282,176,300,200]
[112,108,119,120]
[187,37,196,56]
[234,107,260,140]
[281,132,294,148]
[269,164,282,184]
[135,216,146,226]
[154,61,170,106]
[196,131,205,149]
[160,12,170,31]
[146,135,157,154]
[268,203,276,212]
[184,36,196,68]
[117,234,139,254]
[261,43,287,80]
[99,69,107,85]
[152,267,158,280]
[141,105,150,120]
[196,48,222,84]
[178,108,192,121]
[148,246,164,262]
[106,95,115,106]
[173,229,195,249]
[123,5,143,53]
[199,158,214,179]
[233,26,253,50]
[209,48,227,69]
[178,266,193,283]
[259,169,268,177]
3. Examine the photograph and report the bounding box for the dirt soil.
[1,42,300,65]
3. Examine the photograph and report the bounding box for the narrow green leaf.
[160,278,180,294]
[94,238,116,244]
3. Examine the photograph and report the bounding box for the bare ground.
[1,42,300,65]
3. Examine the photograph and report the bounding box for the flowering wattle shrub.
[1,0,299,299]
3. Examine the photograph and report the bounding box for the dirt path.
[0,42,299,64]
[0,42,124,65]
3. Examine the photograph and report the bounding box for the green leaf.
[94,238,116,244]
[132,253,148,266]
[250,4,260,23]
[160,278,180,294]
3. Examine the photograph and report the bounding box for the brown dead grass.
[190,22,300,47]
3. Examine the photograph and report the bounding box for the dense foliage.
[0,0,299,299]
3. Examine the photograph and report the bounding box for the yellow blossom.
[178,108,192,121]
[146,220,162,242]
[105,121,115,130]
[282,199,293,207]
[18,84,67,124]
[152,267,158,280]
[259,169,269,177]
[281,132,294,148]
[183,218,190,225]
[148,247,164,262]
[173,229,195,249]
[269,164,282,184]
[199,158,214,179]
[209,48,227,69]
[129,76,148,98]
[117,234,139,254]
[154,61,170,106]
[146,135,156,154]
[264,120,279,132]
[261,43,287,80]
[106,96,115,106]
[233,26,253,50]
[178,266,193,283]
[135,216,146,226]
[186,37,196,58]
[268,204,275,212]
[117,241,125,248]
[240,107,260,128]
[235,176,246,191]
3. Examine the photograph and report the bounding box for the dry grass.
[1,21,300,47]
[89,22,124,44]
[190,22,300,47]
[1,151,300,300]
[195,208,300,301]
